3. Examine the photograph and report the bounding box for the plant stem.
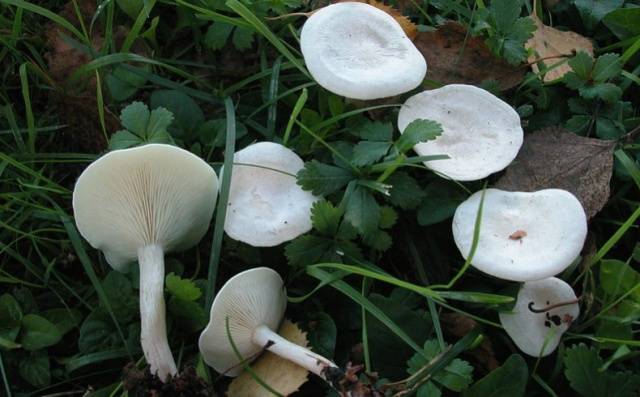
[252,324,338,380]
[138,244,177,382]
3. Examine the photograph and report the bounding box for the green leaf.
[387,172,426,210]
[101,271,137,325]
[120,101,149,135]
[600,259,640,300]
[285,235,338,267]
[396,119,443,153]
[305,311,337,358]
[568,52,594,80]
[109,130,143,150]
[296,160,354,196]
[579,83,621,103]
[591,53,622,82]
[345,186,380,235]
[378,206,398,229]
[418,180,467,226]
[146,107,175,137]
[166,273,202,301]
[0,293,22,328]
[20,314,62,351]
[408,339,473,392]
[116,0,143,19]
[353,121,394,141]
[232,26,255,50]
[150,89,204,138]
[0,335,20,350]
[167,297,208,332]
[41,308,82,336]
[204,22,234,50]
[603,8,640,39]
[106,66,147,101]
[19,350,50,387]
[463,354,528,397]
[78,308,119,353]
[564,344,640,397]
[417,381,442,397]
[362,229,393,251]
[311,199,343,236]
[489,0,520,33]
[574,0,624,31]
[352,141,392,166]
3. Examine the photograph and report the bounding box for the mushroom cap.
[72,144,218,271]
[452,188,587,282]
[198,267,286,377]
[499,277,579,357]
[300,2,427,100]
[224,142,319,247]
[397,84,523,181]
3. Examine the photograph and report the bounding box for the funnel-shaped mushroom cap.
[499,277,579,357]
[397,85,523,181]
[300,2,427,100]
[224,142,319,247]
[199,267,286,376]
[452,188,587,282]
[73,144,219,270]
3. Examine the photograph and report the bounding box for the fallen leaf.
[496,127,615,219]
[335,0,417,39]
[414,21,524,90]
[227,320,309,396]
[526,13,594,82]
[441,313,499,372]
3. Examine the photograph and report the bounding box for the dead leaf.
[414,21,524,90]
[496,127,616,219]
[440,313,499,372]
[526,13,593,82]
[227,320,309,396]
[335,0,417,39]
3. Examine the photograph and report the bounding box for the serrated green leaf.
[417,381,442,397]
[345,186,380,235]
[564,344,608,397]
[352,141,392,166]
[166,273,202,301]
[408,339,474,392]
[285,235,336,267]
[569,51,594,80]
[120,101,149,135]
[353,121,394,141]
[579,83,621,103]
[147,107,174,136]
[387,172,426,210]
[232,26,255,50]
[204,22,233,50]
[311,200,343,236]
[167,297,208,332]
[378,206,398,229]
[463,354,527,397]
[397,119,442,153]
[297,160,354,196]
[489,0,520,33]
[20,315,62,351]
[150,90,203,138]
[109,130,143,150]
[362,228,392,251]
[592,53,622,82]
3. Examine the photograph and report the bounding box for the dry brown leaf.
[440,313,499,372]
[414,21,524,90]
[495,127,616,219]
[526,13,593,82]
[227,320,309,397]
[334,0,417,39]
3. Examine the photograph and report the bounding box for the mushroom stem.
[138,244,177,382]
[252,324,339,381]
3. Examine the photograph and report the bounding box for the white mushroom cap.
[198,267,286,376]
[452,188,587,282]
[397,84,523,181]
[300,2,427,100]
[499,277,579,357]
[73,144,219,270]
[224,142,319,247]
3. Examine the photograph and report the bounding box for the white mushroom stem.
[252,324,338,380]
[138,244,177,382]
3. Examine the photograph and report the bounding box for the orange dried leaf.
[335,0,417,39]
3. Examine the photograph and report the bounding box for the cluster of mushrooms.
[71,1,588,393]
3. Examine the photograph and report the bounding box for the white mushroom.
[300,2,426,100]
[499,277,579,357]
[397,84,523,181]
[224,142,319,247]
[452,188,587,282]
[73,144,218,381]
[198,267,340,383]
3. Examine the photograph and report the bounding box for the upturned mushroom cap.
[198,267,286,376]
[397,84,523,181]
[73,144,219,270]
[452,188,587,282]
[224,142,319,247]
[300,2,427,100]
[499,277,579,357]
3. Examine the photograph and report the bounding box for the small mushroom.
[499,277,579,357]
[397,84,523,181]
[300,2,426,100]
[73,144,219,381]
[198,267,340,384]
[452,188,587,282]
[224,142,319,247]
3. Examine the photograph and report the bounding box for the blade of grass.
[120,0,157,53]
[225,0,309,78]
[3,0,87,43]
[205,97,236,310]
[282,87,308,146]
[19,63,35,153]
[0,352,11,397]
[266,56,282,138]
